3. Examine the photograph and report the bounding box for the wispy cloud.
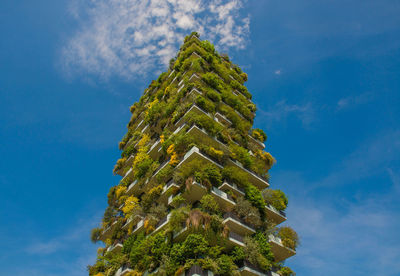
[337,92,374,110]
[61,0,250,81]
[11,210,103,276]
[273,130,400,275]
[259,100,315,128]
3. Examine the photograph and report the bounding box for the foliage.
[122,196,139,215]
[251,128,267,142]
[221,166,249,188]
[279,267,296,276]
[200,194,220,214]
[195,95,215,113]
[254,150,276,172]
[202,72,223,91]
[278,226,299,250]
[263,189,288,211]
[169,206,190,231]
[132,151,154,179]
[244,236,273,271]
[234,197,262,228]
[230,143,253,168]
[245,184,265,211]
[90,227,102,243]
[230,246,245,262]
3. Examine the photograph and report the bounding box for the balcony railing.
[229,231,244,244]
[223,212,252,228]
[266,204,286,218]
[185,265,209,276]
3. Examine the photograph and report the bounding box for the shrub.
[230,143,253,168]
[262,189,288,211]
[181,234,209,258]
[230,246,245,262]
[206,89,221,103]
[234,197,262,227]
[251,128,267,142]
[243,236,272,271]
[216,254,237,275]
[278,226,299,250]
[245,184,265,211]
[203,164,222,186]
[254,232,274,263]
[132,152,153,179]
[195,95,215,113]
[202,72,223,92]
[90,227,102,243]
[200,194,220,214]
[279,267,296,276]
[240,73,248,82]
[254,150,276,172]
[221,166,249,188]
[122,196,139,215]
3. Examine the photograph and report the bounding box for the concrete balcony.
[211,187,236,211]
[219,181,245,197]
[120,167,134,184]
[173,223,189,242]
[125,179,139,195]
[238,261,279,276]
[227,231,245,248]
[227,158,269,190]
[147,139,162,160]
[182,180,207,203]
[106,243,123,254]
[214,112,232,127]
[223,212,255,236]
[131,219,145,235]
[115,265,133,276]
[187,87,202,99]
[186,125,229,154]
[248,134,265,151]
[178,264,213,276]
[265,205,287,225]
[268,234,296,262]
[122,214,143,229]
[159,178,180,204]
[101,220,118,239]
[115,154,135,176]
[176,146,223,171]
[174,104,212,129]
[151,213,171,235]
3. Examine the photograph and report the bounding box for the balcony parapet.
[115,265,133,276]
[228,231,245,248]
[211,187,236,211]
[106,243,123,254]
[238,261,279,276]
[264,205,287,225]
[223,212,255,235]
[219,181,245,197]
[268,234,296,262]
[227,158,269,190]
[179,264,213,276]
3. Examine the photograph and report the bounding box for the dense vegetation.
[90,32,298,276]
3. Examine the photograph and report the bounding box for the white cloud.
[259,100,315,128]
[61,0,250,81]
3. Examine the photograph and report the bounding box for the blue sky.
[1,0,399,275]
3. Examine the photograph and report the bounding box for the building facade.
[89,32,298,276]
